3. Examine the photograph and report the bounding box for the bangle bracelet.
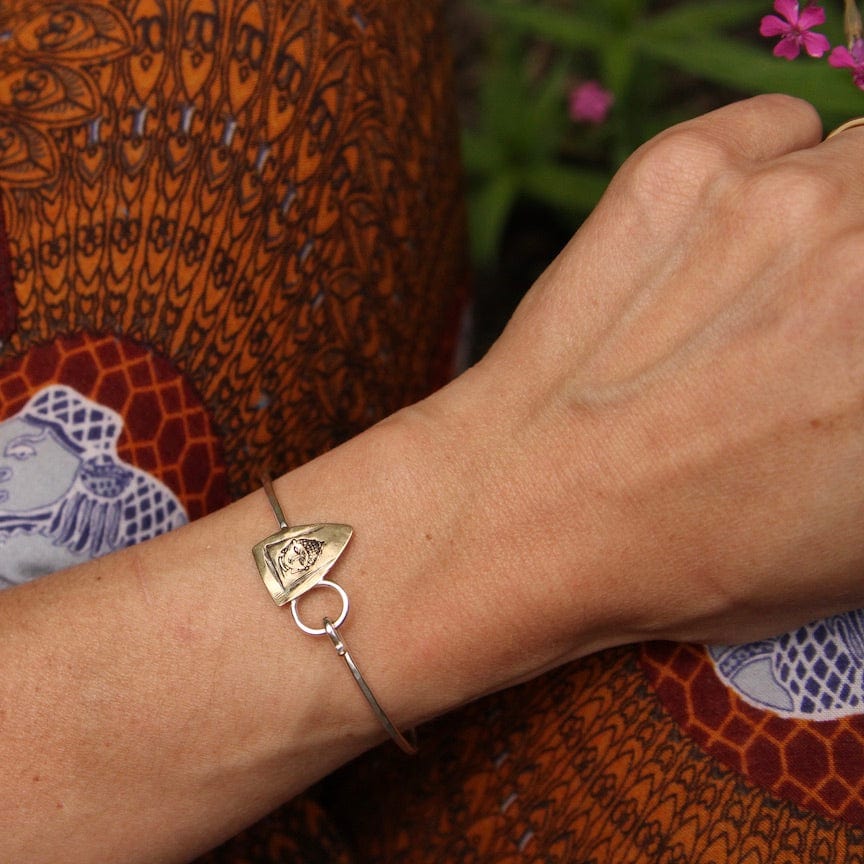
[252,473,417,755]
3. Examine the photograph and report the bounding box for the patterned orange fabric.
[0,0,468,497]
[330,647,864,863]
[642,641,864,827]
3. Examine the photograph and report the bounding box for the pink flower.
[759,1,830,60]
[829,37,864,89]
[568,81,614,125]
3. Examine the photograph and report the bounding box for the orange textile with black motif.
[0,0,466,502]
[325,644,864,863]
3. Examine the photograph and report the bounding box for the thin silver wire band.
[262,472,289,529]
[324,618,418,755]
[260,473,417,755]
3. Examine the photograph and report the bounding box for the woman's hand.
[408,95,864,690]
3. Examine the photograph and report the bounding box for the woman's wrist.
[375,366,643,705]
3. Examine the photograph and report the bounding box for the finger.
[674,93,823,164]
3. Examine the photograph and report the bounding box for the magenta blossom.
[568,81,614,125]
[829,37,864,89]
[759,0,830,60]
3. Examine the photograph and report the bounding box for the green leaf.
[638,36,864,120]
[468,173,520,269]
[601,34,637,97]
[471,0,614,51]
[521,59,570,161]
[641,0,767,38]
[475,34,529,143]
[520,163,610,213]
[460,131,506,177]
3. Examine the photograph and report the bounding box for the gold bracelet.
[252,473,417,755]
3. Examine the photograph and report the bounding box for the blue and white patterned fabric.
[710,611,864,720]
[0,385,187,588]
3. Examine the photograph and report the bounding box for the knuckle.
[743,159,843,227]
[617,127,734,218]
[752,92,819,124]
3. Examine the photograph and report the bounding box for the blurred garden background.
[447,0,864,359]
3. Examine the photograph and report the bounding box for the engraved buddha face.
[276,537,322,575]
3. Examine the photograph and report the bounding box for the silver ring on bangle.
[290,580,350,635]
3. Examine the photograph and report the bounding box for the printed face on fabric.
[0,385,187,587]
